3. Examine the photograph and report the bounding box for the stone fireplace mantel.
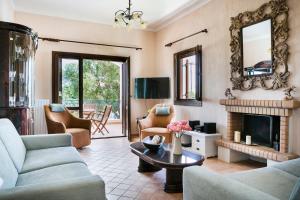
[218,99,300,162]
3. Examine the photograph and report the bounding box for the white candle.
[246,135,252,145]
[234,131,241,143]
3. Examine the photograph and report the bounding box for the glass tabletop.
[130,142,204,167]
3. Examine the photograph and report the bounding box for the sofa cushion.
[272,158,300,178]
[0,119,26,172]
[17,163,92,186]
[228,167,298,200]
[0,139,18,189]
[21,146,85,173]
[289,178,300,200]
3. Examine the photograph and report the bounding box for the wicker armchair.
[44,105,91,148]
[138,104,175,143]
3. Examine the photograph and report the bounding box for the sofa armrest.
[183,166,279,200]
[21,134,72,150]
[0,175,106,200]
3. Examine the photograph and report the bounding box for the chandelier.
[114,0,146,29]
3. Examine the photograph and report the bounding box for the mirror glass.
[179,55,196,99]
[242,19,272,76]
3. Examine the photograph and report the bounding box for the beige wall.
[13,0,300,155]
[0,0,14,22]
[154,0,300,155]
[15,12,157,133]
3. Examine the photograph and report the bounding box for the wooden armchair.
[138,104,175,143]
[44,105,91,148]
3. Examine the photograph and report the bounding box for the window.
[174,46,202,106]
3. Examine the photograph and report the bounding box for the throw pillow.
[49,104,65,112]
[155,106,170,116]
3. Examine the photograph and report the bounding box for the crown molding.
[148,0,211,32]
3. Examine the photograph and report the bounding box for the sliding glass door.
[52,52,131,138]
[83,59,122,121]
[59,58,80,115]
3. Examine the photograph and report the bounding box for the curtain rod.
[38,37,142,50]
[165,29,208,47]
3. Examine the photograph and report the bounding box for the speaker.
[194,125,202,132]
[189,120,200,131]
[203,123,216,134]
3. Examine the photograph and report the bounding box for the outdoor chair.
[92,105,112,135]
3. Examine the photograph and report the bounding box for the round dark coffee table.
[130,142,205,193]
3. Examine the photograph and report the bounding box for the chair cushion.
[228,167,298,200]
[289,178,300,200]
[49,104,65,112]
[0,139,18,189]
[272,158,300,177]
[0,119,26,172]
[142,127,171,134]
[141,127,172,143]
[66,128,91,148]
[67,128,89,135]
[17,163,91,186]
[155,106,170,116]
[21,146,85,173]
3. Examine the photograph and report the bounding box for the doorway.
[52,52,131,139]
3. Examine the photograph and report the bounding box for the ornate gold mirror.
[230,0,289,90]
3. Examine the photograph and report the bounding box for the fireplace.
[242,114,280,148]
[217,99,300,162]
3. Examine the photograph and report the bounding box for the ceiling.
[12,0,209,31]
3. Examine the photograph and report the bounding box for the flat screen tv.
[134,77,170,99]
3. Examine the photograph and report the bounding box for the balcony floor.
[91,122,124,139]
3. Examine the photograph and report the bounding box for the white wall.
[15,12,158,133]
[0,0,14,22]
[155,0,300,155]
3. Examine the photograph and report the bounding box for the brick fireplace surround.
[217,99,300,162]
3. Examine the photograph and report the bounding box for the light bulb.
[141,21,147,29]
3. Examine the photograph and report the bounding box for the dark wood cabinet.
[0,21,37,135]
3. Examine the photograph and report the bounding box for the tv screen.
[134,77,170,99]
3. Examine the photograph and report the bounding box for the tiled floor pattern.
[79,138,266,200]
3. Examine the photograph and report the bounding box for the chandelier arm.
[121,16,129,25]
[132,11,143,14]
[115,10,126,16]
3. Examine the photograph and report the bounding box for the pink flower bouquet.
[167,120,192,138]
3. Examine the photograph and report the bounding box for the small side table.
[183,131,222,158]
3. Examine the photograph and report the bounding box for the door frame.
[52,51,131,138]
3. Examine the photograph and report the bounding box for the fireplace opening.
[242,114,280,148]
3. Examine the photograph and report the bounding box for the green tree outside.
[62,59,121,119]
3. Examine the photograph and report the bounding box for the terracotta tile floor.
[78,138,266,200]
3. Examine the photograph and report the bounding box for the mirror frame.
[230,0,289,90]
[174,45,202,106]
